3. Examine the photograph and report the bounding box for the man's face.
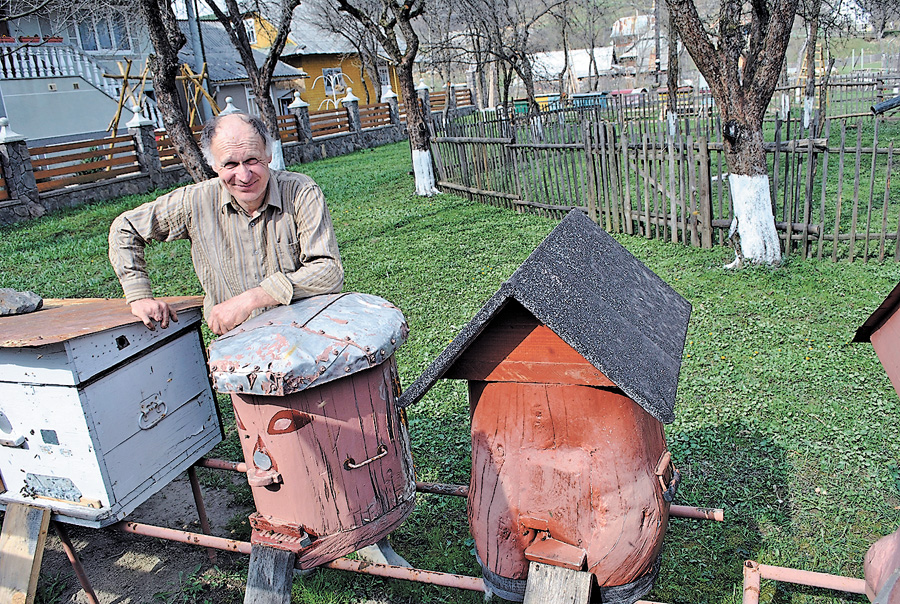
[210,116,272,213]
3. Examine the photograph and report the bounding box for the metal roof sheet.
[208,293,408,396]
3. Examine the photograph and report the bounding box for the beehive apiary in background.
[0,297,222,527]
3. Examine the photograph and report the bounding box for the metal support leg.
[187,465,217,564]
[53,521,100,604]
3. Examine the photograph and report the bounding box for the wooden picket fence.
[432,108,900,262]
[29,135,142,193]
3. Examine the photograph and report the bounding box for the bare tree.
[201,0,300,168]
[459,0,564,114]
[139,0,214,182]
[666,0,799,266]
[335,0,440,195]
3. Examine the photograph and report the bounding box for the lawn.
[1,141,899,603]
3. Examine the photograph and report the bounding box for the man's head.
[201,113,275,214]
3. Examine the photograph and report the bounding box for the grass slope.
[2,142,899,604]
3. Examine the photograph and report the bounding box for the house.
[243,5,402,111]
[610,14,668,73]
[0,5,152,142]
[177,19,308,118]
[530,47,617,94]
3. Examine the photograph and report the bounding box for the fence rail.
[309,107,351,137]
[30,135,141,192]
[360,103,392,129]
[433,104,900,263]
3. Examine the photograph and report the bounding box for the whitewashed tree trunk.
[726,174,781,268]
[269,140,286,170]
[412,149,439,196]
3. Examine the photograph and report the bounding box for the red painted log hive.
[208,293,415,569]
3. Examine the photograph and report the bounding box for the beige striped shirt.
[109,170,343,320]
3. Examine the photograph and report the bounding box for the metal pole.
[53,521,100,604]
[113,521,487,591]
[187,465,217,564]
[743,561,761,604]
[758,563,867,593]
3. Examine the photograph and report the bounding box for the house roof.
[178,20,306,84]
[398,209,692,424]
[282,2,358,56]
[531,47,616,80]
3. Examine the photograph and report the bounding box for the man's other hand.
[208,287,278,335]
[130,298,178,331]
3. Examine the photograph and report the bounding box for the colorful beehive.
[854,283,900,604]
[0,297,222,527]
[400,210,691,601]
[207,292,415,569]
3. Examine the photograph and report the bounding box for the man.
[109,113,343,334]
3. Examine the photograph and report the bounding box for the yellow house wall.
[280,54,402,112]
[248,15,281,49]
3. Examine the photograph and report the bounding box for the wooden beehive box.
[0,297,222,527]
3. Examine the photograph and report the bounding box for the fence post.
[342,88,362,133]
[0,117,43,220]
[697,136,713,249]
[382,86,400,126]
[127,104,164,189]
[416,80,433,126]
[288,92,312,143]
[445,83,458,114]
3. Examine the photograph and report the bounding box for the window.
[378,65,391,97]
[323,68,344,96]
[243,18,257,44]
[75,13,131,53]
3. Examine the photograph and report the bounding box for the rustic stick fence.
[432,107,900,263]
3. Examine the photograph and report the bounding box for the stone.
[0,288,43,315]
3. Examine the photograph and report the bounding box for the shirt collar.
[218,170,284,216]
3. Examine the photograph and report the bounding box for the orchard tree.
[202,0,301,169]
[666,0,800,266]
[335,0,441,195]
[139,0,215,182]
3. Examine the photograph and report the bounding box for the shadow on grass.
[651,420,794,604]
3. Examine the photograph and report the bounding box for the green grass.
[4,141,900,603]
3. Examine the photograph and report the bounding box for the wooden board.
[0,503,51,604]
[244,545,296,604]
[523,562,592,604]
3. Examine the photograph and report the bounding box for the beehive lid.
[0,297,203,347]
[399,210,691,424]
[208,293,408,396]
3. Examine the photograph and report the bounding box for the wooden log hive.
[208,293,415,570]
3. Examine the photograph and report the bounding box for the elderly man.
[109,113,343,334]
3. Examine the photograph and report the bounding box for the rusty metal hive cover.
[399,209,691,424]
[208,293,408,396]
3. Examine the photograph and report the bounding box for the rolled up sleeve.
[108,190,189,303]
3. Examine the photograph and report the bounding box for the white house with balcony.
[0,5,154,142]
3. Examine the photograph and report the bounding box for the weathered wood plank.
[523,562,592,604]
[849,122,864,262]
[244,545,296,604]
[864,119,880,261]
[0,503,51,604]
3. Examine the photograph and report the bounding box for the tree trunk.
[398,58,438,195]
[139,0,214,183]
[722,113,781,267]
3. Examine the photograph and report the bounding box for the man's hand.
[130,298,178,331]
[208,287,279,335]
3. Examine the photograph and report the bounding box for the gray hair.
[200,113,276,167]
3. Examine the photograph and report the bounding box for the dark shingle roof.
[178,21,306,84]
[854,281,900,342]
[398,209,692,424]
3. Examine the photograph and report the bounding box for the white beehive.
[0,297,222,527]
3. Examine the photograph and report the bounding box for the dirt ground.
[37,471,254,604]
